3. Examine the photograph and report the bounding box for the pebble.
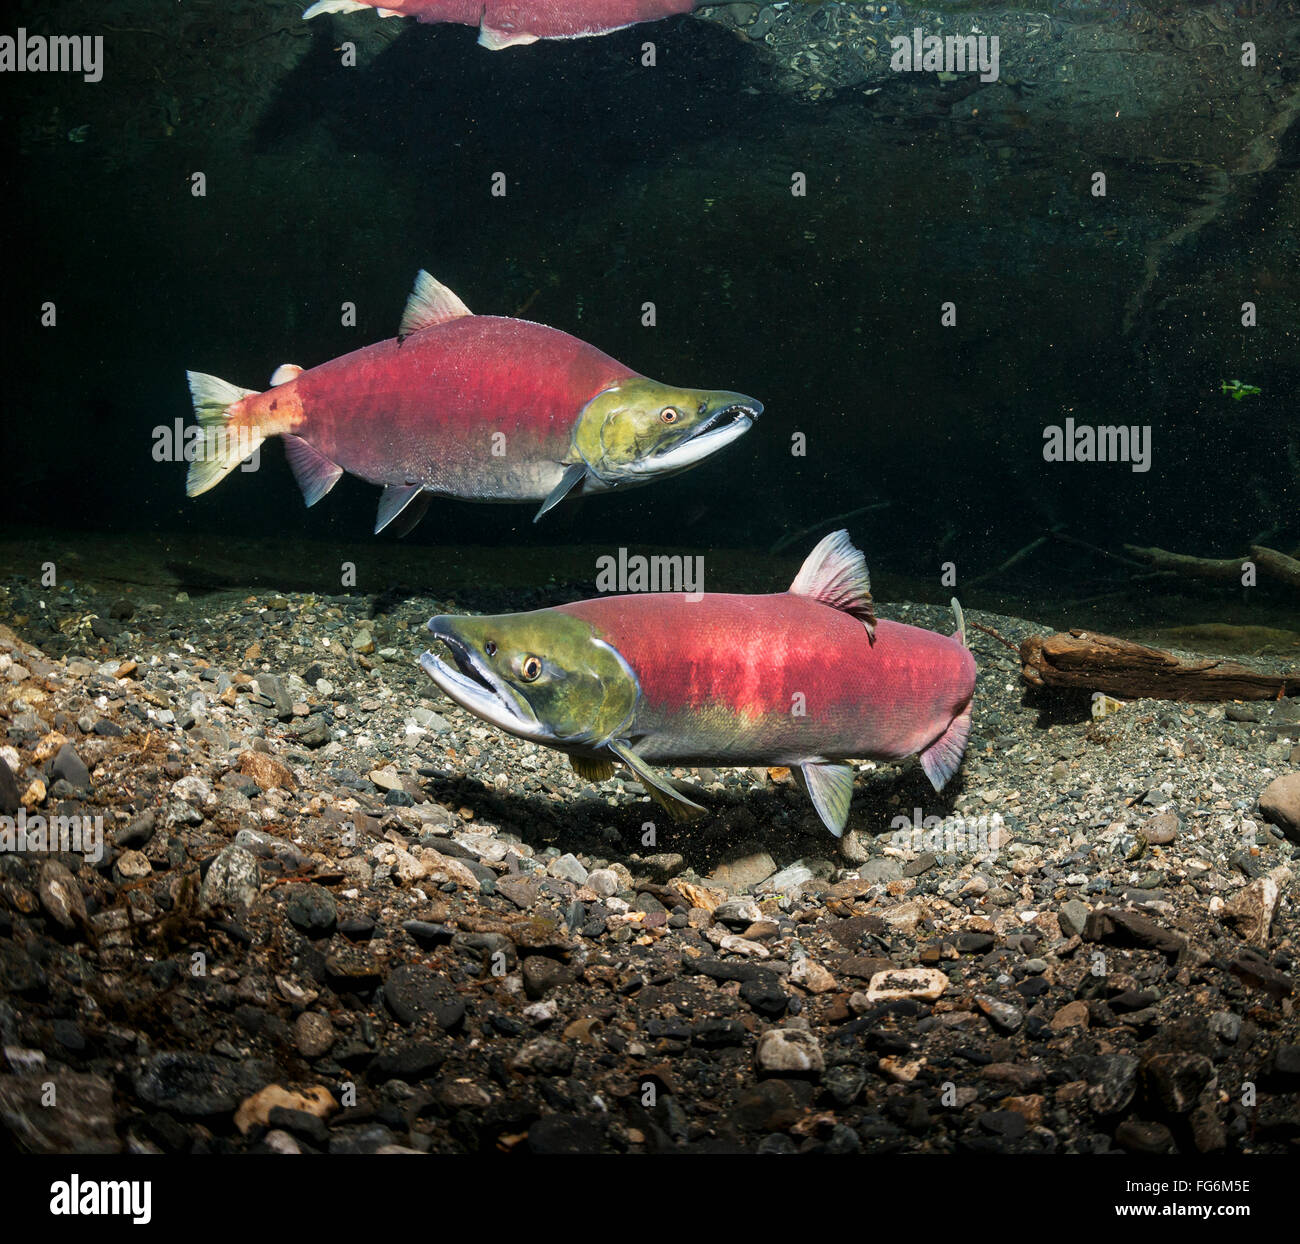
[199,845,262,911]
[50,743,91,791]
[1258,773,1300,840]
[864,967,948,1003]
[755,1028,824,1075]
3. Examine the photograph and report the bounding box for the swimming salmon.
[185,271,760,534]
[419,531,976,836]
[304,0,698,49]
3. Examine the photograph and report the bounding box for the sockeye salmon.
[420,530,976,836]
[304,0,699,50]
[185,271,760,534]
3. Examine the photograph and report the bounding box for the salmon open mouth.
[646,399,763,475]
[419,627,544,738]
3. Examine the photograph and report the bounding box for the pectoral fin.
[798,762,856,838]
[533,463,587,523]
[607,740,705,821]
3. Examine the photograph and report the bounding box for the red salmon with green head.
[420,531,977,836]
[185,271,760,534]
[304,0,700,50]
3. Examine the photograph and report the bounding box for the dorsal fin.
[788,529,876,636]
[398,270,472,340]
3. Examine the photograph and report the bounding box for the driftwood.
[1125,544,1300,592]
[1021,630,1300,701]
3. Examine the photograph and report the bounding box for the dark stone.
[93,719,125,737]
[691,1019,748,1047]
[402,920,455,947]
[1114,1120,1175,1155]
[0,757,18,815]
[527,1113,606,1154]
[740,975,789,1017]
[384,963,466,1031]
[1142,1051,1214,1115]
[134,1052,261,1117]
[979,1109,1027,1140]
[265,1105,329,1143]
[1088,1053,1140,1115]
[367,1041,446,1084]
[1083,907,1184,955]
[50,743,91,791]
[284,884,337,936]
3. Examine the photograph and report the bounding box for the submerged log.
[1020,630,1300,701]
[1124,544,1300,591]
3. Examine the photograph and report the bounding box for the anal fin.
[797,762,856,838]
[919,705,972,791]
[374,482,426,534]
[283,435,344,507]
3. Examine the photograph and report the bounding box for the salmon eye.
[485,640,497,657]
[660,406,679,424]
[520,655,542,681]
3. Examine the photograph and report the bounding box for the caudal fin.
[184,371,261,498]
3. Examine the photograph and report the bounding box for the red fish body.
[185,271,760,533]
[265,317,634,502]
[305,0,698,48]
[557,595,974,772]
[421,531,976,836]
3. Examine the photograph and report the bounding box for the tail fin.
[185,371,261,498]
[951,597,967,647]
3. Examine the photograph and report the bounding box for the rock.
[1258,772,1300,839]
[234,1084,336,1135]
[1083,907,1184,955]
[1058,899,1091,938]
[384,964,466,1030]
[1049,1000,1090,1031]
[713,899,763,928]
[37,860,87,931]
[1088,1054,1140,1115]
[709,851,777,891]
[858,857,904,885]
[1114,1120,1175,1155]
[755,1028,824,1075]
[0,1071,121,1153]
[528,1114,605,1154]
[200,845,262,912]
[134,1052,255,1117]
[1207,1011,1241,1044]
[115,849,152,881]
[284,884,338,937]
[509,1038,575,1076]
[367,1041,446,1084]
[50,743,91,791]
[1219,869,1288,947]
[294,1012,335,1058]
[0,757,21,815]
[292,715,331,748]
[758,861,815,894]
[239,750,296,791]
[864,967,949,1003]
[1141,810,1179,845]
[1143,1052,1213,1115]
[789,957,836,994]
[548,853,588,885]
[586,868,619,897]
[170,775,211,806]
[975,994,1024,1033]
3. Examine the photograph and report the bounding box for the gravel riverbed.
[0,579,1297,1154]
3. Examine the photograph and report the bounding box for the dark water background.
[4,1,1298,627]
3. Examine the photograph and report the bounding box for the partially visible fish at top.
[304,0,701,50]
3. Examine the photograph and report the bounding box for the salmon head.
[572,378,761,489]
[420,611,639,748]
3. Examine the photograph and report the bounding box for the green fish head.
[573,377,761,486]
[420,610,639,747]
